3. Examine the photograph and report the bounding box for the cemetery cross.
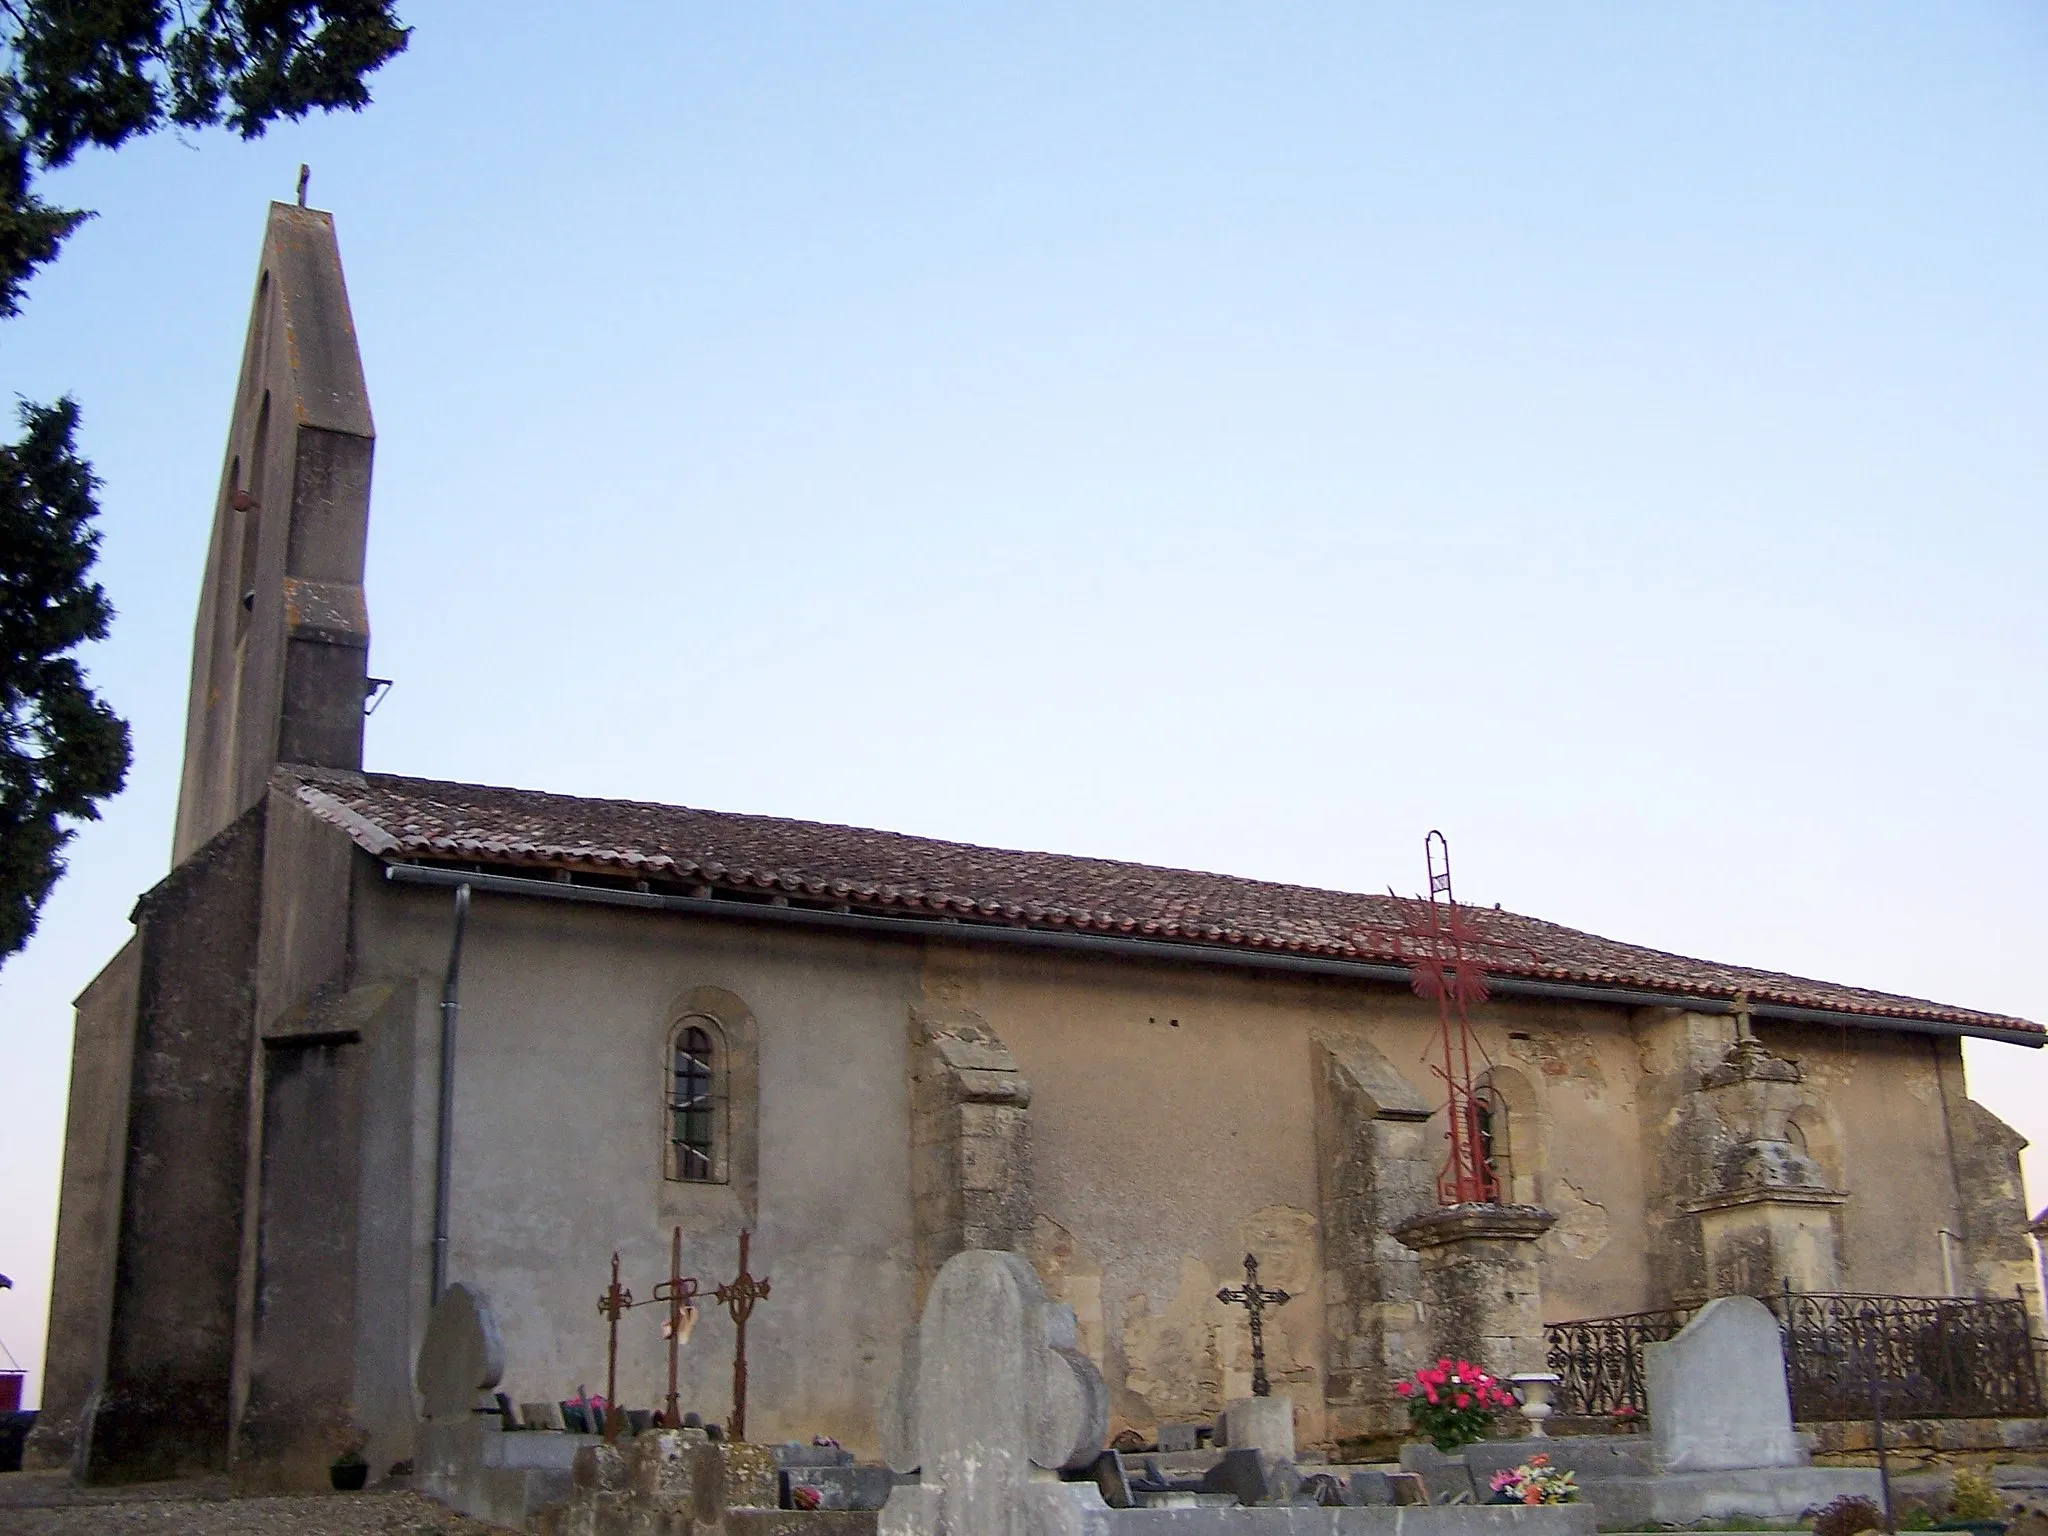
[595,1250,635,1442]
[651,1224,701,1428]
[714,1228,771,1441]
[1216,1252,1291,1398]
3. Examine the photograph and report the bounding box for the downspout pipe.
[380,862,2044,1049]
[431,882,472,1305]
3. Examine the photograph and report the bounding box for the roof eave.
[369,856,2045,1049]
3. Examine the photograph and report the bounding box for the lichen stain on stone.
[1030,1213,1104,1366]
[1539,1177,1610,1260]
[1506,1026,1607,1092]
[1122,1254,1224,1424]
[1119,1206,1321,1439]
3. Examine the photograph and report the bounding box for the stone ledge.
[1578,1466,1881,1530]
[1802,1416,2048,1455]
[1393,1205,1557,1250]
[1019,1492,1599,1534]
[1684,1185,1847,1214]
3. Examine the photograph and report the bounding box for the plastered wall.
[339,875,2033,1458]
[350,877,927,1455]
[917,947,1659,1445]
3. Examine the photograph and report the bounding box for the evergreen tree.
[0,397,128,958]
[0,3,410,962]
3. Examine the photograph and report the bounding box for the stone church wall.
[86,804,268,1481]
[24,937,140,1470]
[246,863,2039,1466]
[910,946,1662,1450]
[347,874,928,1456]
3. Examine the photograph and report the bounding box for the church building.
[29,204,2046,1489]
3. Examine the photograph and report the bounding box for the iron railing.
[1544,1292,2043,1423]
[1544,1306,1696,1420]
[1772,1292,2042,1421]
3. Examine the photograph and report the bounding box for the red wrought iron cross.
[713,1229,771,1442]
[1402,830,1500,1207]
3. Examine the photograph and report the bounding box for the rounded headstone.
[415,1283,505,1420]
[1647,1294,1801,1472]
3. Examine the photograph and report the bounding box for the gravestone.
[880,1249,1109,1536]
[417,1284,504,1418]
[1221,1396,1294,1464]
[1646,1295,1802,1472]
[1198,1448,1277,1506]
[1091,1450,1132,1509]
[1348,1469,1397,1506]
[521,1402,564,1431]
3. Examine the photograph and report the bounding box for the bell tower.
[172,201,374,863]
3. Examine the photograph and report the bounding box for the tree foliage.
[1,1,411,313]
[0,398,129,959]
[0,3,408,961]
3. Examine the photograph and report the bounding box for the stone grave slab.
[879,1249,1108,1536]
[416,1283,504,1419]
[1221,1398,1294,1465]
[1646,1295,1802,1472]
[520,1401,564,1431]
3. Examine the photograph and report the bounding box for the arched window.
[1473,1084,1507,1198]
[1472,1064,1545,1206]
[668,1017,726,1182]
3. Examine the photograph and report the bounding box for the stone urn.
[1508,1373,1561,1438]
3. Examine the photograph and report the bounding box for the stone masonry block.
[929,1037,1017,1074]
[956,1102,1022,1139]
[953,1068,1030,1106]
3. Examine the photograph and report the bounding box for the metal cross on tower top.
[713,1229,771,1442]
[594,1251,635,1443]
[1401,830,1499,1207]
[1216,1252,1292,1397]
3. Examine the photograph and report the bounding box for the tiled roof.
[287,767,2041,1039]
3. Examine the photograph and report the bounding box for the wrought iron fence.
[1544,1306,1696,1420]
[1769,1292,2042,1421]
[1544,1293,2043,1423]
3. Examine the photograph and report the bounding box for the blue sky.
[3,3,2045,1398]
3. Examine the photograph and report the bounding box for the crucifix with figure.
[713,1229,771,1441]
[651,1225,700,1428]
[1216,1252,1291,1397]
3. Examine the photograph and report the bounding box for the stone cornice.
[1392,1202,1557,1250]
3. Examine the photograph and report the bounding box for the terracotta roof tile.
[285,767,2041,1040]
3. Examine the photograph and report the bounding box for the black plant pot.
[331,1461,369,1492]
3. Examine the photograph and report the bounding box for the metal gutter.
[380,861,2043,1049]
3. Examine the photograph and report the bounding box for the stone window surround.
[1474,1063,1549,1209]
[658,985,760,1222]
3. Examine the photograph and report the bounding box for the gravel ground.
[0,1472,517,1536]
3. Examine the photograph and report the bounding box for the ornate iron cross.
[713,1229,771,1441]
[651,1225,701,1428]
[1216,1252,1291,1398]
[595,1250,635,1441]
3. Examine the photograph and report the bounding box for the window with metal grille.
[670,1023,718,1181]
[1473,1085,1506,1200]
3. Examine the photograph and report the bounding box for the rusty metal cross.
[651,1225,701,1428]
[713,1229,771,1441]
[1216,1252,1291,1398]
[595,1250,635,1442]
